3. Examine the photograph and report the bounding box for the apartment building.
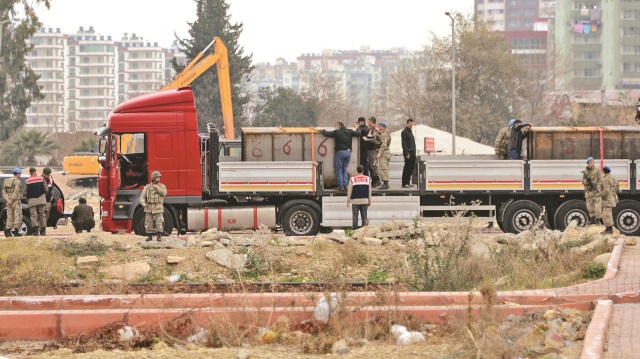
[26,27,67,133]
[117,33,165,104]
[554,0,640,90]
[66,26,117,132]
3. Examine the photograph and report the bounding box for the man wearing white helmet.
[3,168,23,237]
[140,171,167,241]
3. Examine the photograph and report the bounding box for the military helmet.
[151,171,161,180]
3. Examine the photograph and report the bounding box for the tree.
[252,87,318,127]
[429,16,530,144]
[72,137,97,153]
[174,0,253,136]
[0,129,57,165]
[0,0,49,140]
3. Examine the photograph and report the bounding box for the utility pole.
[445,12,457,156]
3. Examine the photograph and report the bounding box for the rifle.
[581,171,599,192]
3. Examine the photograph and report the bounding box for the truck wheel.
[281,204,320,236]
[133,208,174,236]
[613,200,640,236]
[503,200,543,234]
[553,200,589,231]
[496,220,504,232]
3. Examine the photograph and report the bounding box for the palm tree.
[0,129,58,165]
[72,138,98,153]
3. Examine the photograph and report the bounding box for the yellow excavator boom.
[162,36,235,139]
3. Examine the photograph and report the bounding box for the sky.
[36,0,474,64]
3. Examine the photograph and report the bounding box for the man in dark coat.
[356,117,370,176]
[508,119,531,160]
[321,121,359,191]
[401,118,416,188]
[71,197,95,233]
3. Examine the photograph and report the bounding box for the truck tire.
[502,200,543,234]
[496,220,504,232]
[281,204,320,236]
[553,200,589,231]
[132,207,174,236]
[613,200,640,236]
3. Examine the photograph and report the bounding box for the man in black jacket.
[322,121,359,191]
[401,119,416,188]
[356,117,370,176]
[508,119,531,160]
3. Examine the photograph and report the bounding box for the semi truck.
[96,38,640,237]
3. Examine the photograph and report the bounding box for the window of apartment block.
[31,50,38,56]
[81,100,89,107]
[130,63,138,70]
[119,53,125,61]
[119,95,126,103]
[508,9,520,15]
[69,101,76,109]
[47,38,52,45]
[81,68,89,75]
[98,78,105,85]
[81,57,90,63]
[131,74,138,80]
[69,46,76,55]
[98,100,104,107]
[119,74,125,82]
[508,20,520,28]
[510,0,517,4]
[97,67,104,74]
[81,89,89,97]
[146,52,152,58]
[69,79,76,88]
[131,84,138,91]
[46,50,53,56]
[69,57,76,66]
[80,79,89,86]
[118,63,124,71]
[69,68,76,76]
[119,85,125,92]
[130,53,138,59]
[98,89,104,96]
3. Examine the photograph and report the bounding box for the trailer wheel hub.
[290,211,312,234]
[514,210,535,232]
[619,211,639,232]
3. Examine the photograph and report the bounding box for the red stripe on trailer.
[227,182,245,185]
[270,182,287,184]
[289,181,309,184]
[253,205,258,229]
[496,180,521,183]
[455,180,474,183]
[204,207,209,230]
[248,182,268,185]
[218,207,222,231]
[474,180,495,183]
[559,180,580,183]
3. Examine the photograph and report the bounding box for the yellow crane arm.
[162,36,235,139]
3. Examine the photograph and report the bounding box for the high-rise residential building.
[164,40,187,85]
[26,27,67,133]
[553,0,640,90]
[66,26,117,132]
[476,0,549,75]
[117,33,166,103]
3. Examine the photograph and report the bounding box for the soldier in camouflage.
[140,171,167,241]
[363,116,382,187]
[3,168,23,237]
[599,165,619,234]
[494,119,513,160]
[376,122,391,190]
[582,157,604,225]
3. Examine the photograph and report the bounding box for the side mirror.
[98,138,106,154]
[98,155,108,168]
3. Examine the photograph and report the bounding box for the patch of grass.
[55,238,109,257]
[344,229,354,237]
[281,275,307,282]
[582,262,607,279]
[367,270,388,283]
[0,238,68,286]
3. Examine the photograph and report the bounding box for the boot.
[599,218,605,226]
[156,233,162,242]
[146,233,154,242]
[12,229,21,237]
[3,229,12,237]
[588,217,597,225]
[40,227,46,236]
[602,226,614,235]
[379,181,390,190]
[33,227,39,236]
[372,176,381,188]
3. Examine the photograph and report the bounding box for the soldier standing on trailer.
[600,165,619,234]
[494,119,513,160]
[377,122,391,190]
[582,157,604,225]
[140,171,167,241]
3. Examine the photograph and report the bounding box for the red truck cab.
[98,87,202,233]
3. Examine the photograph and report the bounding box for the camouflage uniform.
[140,181,167,234]
[582,165,604,223]
[3,176,22,233]
[494,126,510,160]
[600,172,619,227]
[379,130,391,182]
[367,127,382,178]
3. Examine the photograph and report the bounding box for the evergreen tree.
[253,87,318,127]
[174,0,253,136]
[0,0,49,140]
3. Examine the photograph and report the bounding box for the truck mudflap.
[321,196,420,228]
